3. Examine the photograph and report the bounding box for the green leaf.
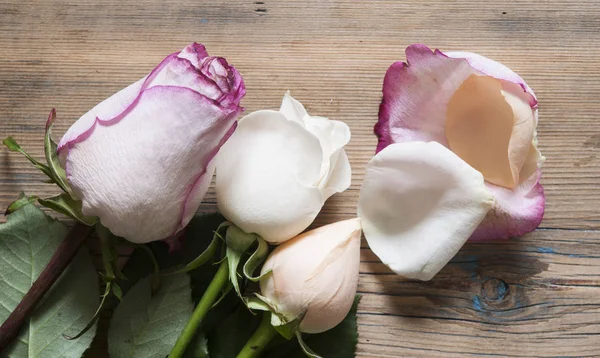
[112,282,124,301]
[97,224,118,280]
[243,236,270,282]
[104,213,234,356]
[43,109,73,195]
[186,332,210,358]
[207,306,262,358]
[273,316,303,340]
[3,137,54,180]
[38,194,97,226]
[295,332,322,358]
[0,204,100,357]
[108,273,194,358]
[66,223,128,341]
[5,192,38,215]
[64,281,112,341]
[210,295,361,358]
[225,225,258,297]
[245,296,273,312]
[165,233,220,276]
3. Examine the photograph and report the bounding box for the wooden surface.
[1,0,600,356]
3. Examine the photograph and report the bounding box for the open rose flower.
[58,43,245,243]
[358,45,544,280]
[259,218,362,333]
[216,92,351,244]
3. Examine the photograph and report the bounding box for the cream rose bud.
[58,43,245,243]
[215,92,352,244]
[259,218,362,334]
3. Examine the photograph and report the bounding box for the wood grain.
[1,0,599,356]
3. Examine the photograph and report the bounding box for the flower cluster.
[2,43,544,358]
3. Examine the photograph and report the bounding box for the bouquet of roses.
[0,43,544,358]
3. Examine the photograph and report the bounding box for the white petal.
[66,86,237,243]
[279,93,352,194]
[216,110,324,243]
[357,142,494,280]
[305,117,351,186]
[279,91,308,125]
[321,149,352,200]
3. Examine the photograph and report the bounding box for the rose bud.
[215,92,351,244]
[259,218,362,333]
[57,43,245,243]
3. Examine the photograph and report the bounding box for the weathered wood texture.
[1,0,599,357]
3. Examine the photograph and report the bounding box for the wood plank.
[357,229,600,357]
[1,0,600,356]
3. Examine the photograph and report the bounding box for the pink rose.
[359,45,544,280]
[58,43,245,243]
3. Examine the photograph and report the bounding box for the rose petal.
[446,74,521,188]
[441,70,538,189]
[66,86,238,243]
[260,218,361,333]
[279,92,352,198]
[472,172,544,241]
[279,91,308,125]
[377,45,544,241]
[216,110,324,243]
[177,42,209,68]
[446,51,536,101]
[445,51,544,239]
[376,44,478,152]
[151,55,224,101]
[320,149,352,200]
[58,52,215,152]
[357,141,494,280]
[58,78,145,152]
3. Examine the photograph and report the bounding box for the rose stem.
[169,259,230,358]
[236,312,277,358]
[0,223,92,349]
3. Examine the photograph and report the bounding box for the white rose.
[215,92,352,244]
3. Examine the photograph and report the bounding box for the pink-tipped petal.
[58,78,145,152]
[471,173,545,241]
[177,42,209,68]
[445,51,536,101]
[376,44,478,153]
[178,119,239,232]
[59,47,244,155]
[150,55,225,101]
[66,86,238,243]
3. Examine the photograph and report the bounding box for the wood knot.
[481,278,509,301]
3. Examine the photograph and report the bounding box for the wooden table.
[1,0,599,356]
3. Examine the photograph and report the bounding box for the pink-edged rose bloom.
[358,45,544,280]
[58,43,245,243]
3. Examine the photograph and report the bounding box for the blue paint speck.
[473,295,483,312]
[200,18,209,23]
[494,281,508,300]
[537,247,554,254]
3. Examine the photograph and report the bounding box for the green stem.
[168,259,230,358]
[236,313,277,358]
